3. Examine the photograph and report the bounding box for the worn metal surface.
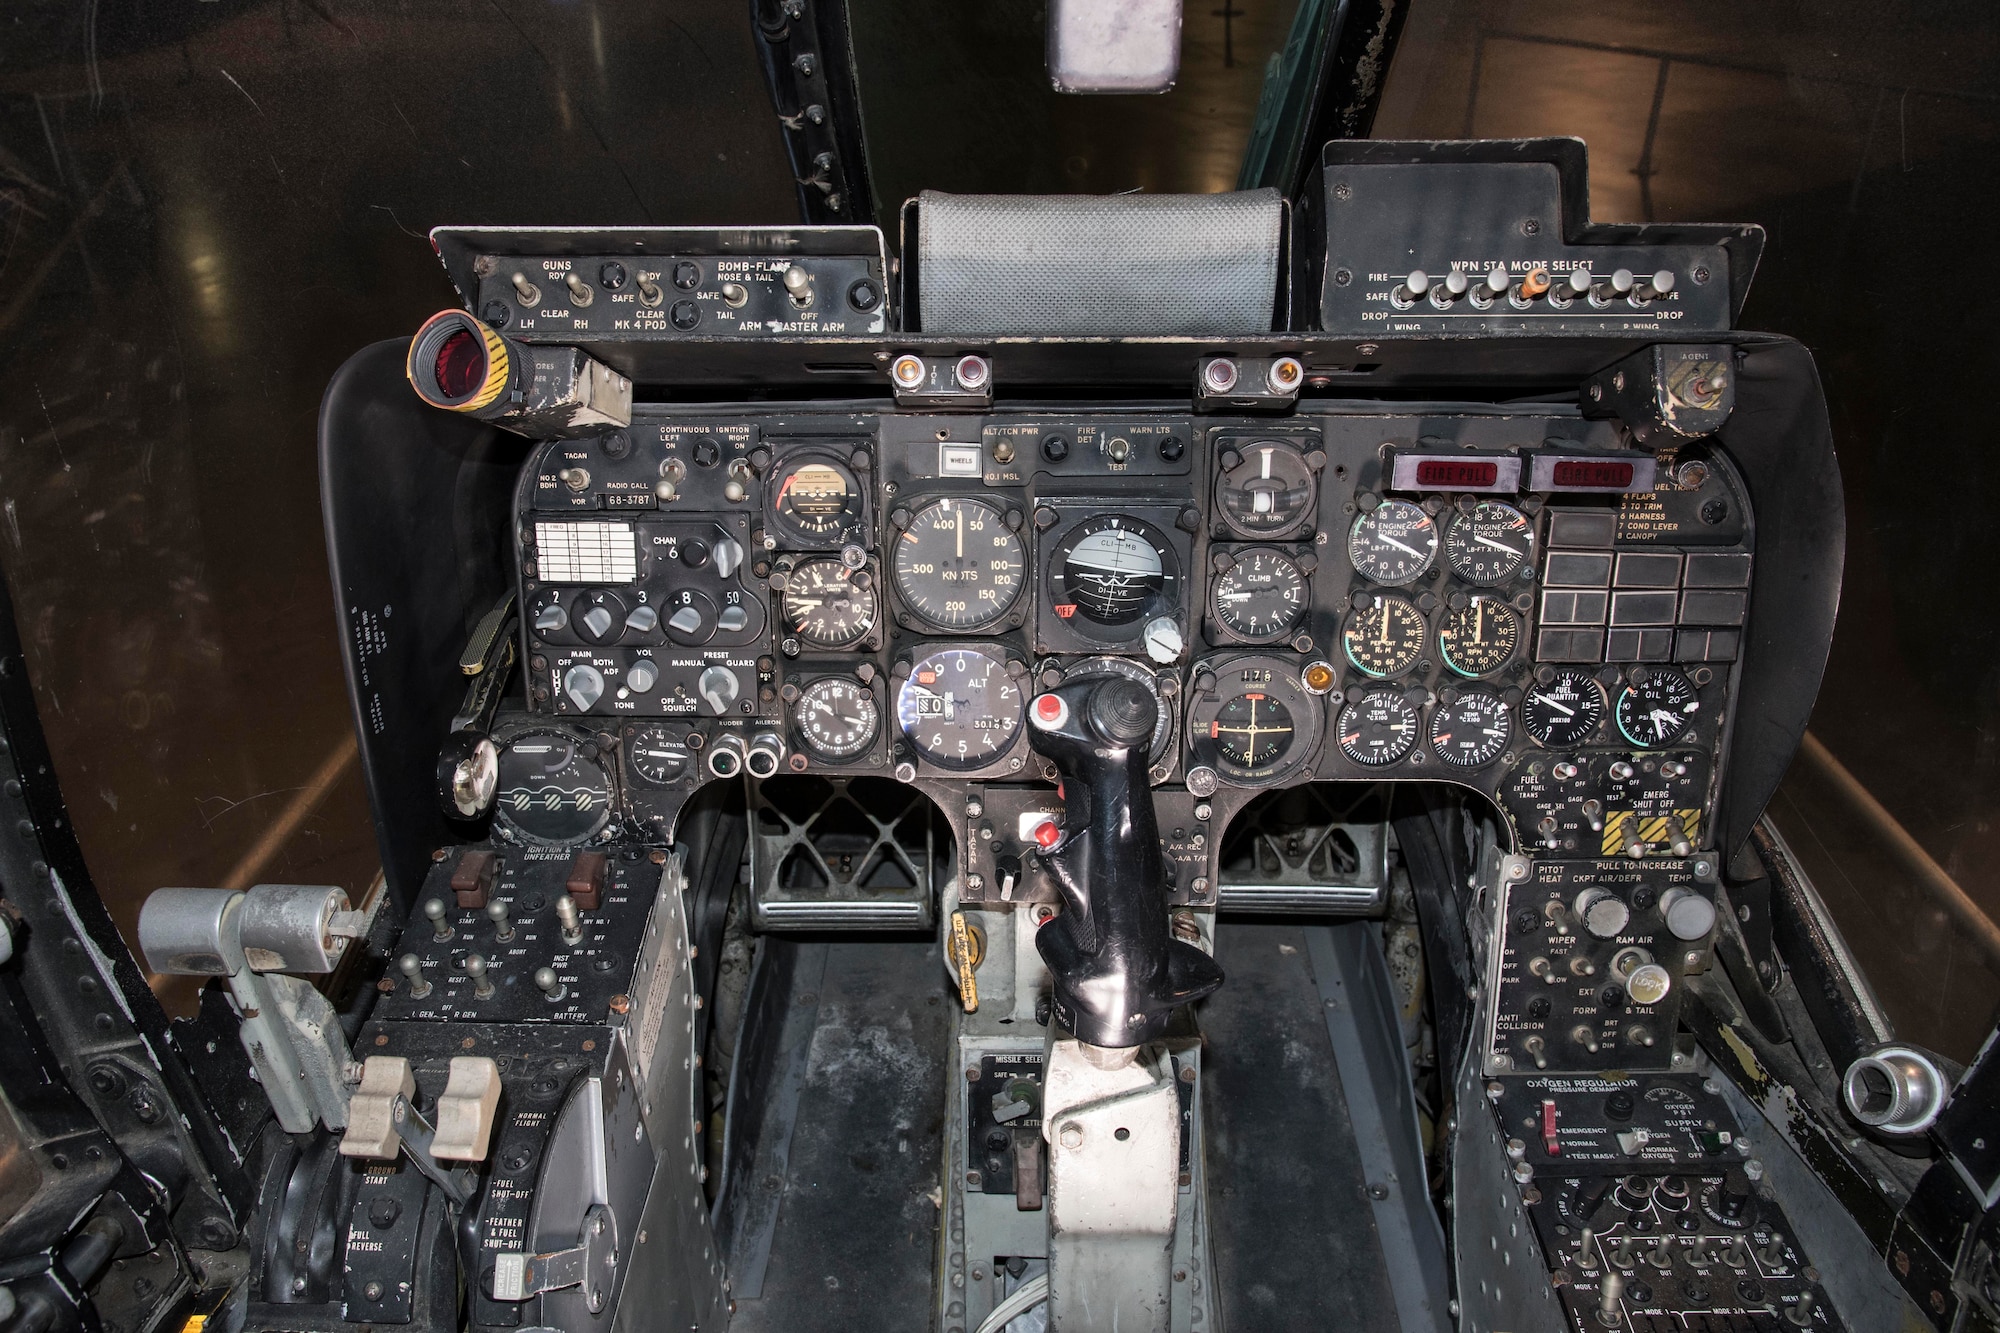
[726,938,950,1332]
[1304,923,1452,1333]
[1043,1038,1181,1333]
[1200,922,1400,1329]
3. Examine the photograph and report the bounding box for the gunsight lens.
[434,328,485,399]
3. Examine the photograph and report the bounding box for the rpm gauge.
[895,647,1025,771]
[1211,548,1308,642]
[1615,668,1700,748]
[1522,670,1606,748]
[795,677,880,761]
[1428,693,1513,768]
[1444,502,1534,585]
[892,498,1026,631]
[1217,440,1316,538]
[1437,595,1523,678]
[494,731,613,845]
[1336,691,1421,767]
[1348,500,1438,585]
[769,454,867,548]
[1052,515,1180,627]
[781,557,877,648]
[1341,593,1426,679]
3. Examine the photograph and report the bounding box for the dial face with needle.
[794,678,880,761]
[1341,593,1426,678]
[1615,669,1700,748]
[891,497,1026,631]
[1522,670,1606,747]
[768,455,866,548]
[1437,594,1523,678]
[895,647,1024,770]
[781,557,877,648]
[1218,439,1316,538]
[625,724,691,786]
[1210,691,1295,772]
[1348,500,1438,585]
[1337,691,1421,766]
[1429,692,1512,768]
[1444,501,1534,585]
[1212,548,1308,641]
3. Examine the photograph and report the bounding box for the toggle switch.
[465,953,495,1000]
[1548,269,1592,305]
[510,272,541,306]
[399,953,432,999]
[564,273,594,306]
[1632,270,1675,303]
[1392,270,1431,306]
[486,898,514,943]
[1430,270,1470,306]
[557,893,584,945]
[425,897,453,941]
[1474,266,1509,304]
[534,966,568,1002]
[1592,268,1636,305]
[783,264,813,305]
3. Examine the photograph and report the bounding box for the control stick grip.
[1027,677,1223,1047]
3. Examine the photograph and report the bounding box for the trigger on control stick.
[1027,676,1224,1047]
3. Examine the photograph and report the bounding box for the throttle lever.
[1027,677,1223,1047]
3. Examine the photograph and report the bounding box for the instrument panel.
[497,404,1752,908]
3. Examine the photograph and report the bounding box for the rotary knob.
[1573,886,1631,939]
[1659,886,1717,941]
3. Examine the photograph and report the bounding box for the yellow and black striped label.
[407,312,510,412]
[1601,808,1703,855]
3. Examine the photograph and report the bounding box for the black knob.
[1087,678,1157,747]
[1159,436,1184,461]
[1605,1089,1636,1121]
[672,261,701,290]
[598,261,628,291]
[1042,434,1070,462]
[1717,1167,1754,1221]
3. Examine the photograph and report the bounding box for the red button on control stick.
[1033,694,1066,726]
[1032,819,1062,849]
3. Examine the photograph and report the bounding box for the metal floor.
[717,924,1441,1331]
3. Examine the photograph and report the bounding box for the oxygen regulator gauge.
[1615,668,1700,748]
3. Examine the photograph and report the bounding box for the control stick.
[1026,676,1223,1047]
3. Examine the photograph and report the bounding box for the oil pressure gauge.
[1615,668,1700,748]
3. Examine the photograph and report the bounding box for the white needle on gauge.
[1260,448,1273,479]
[955,505,963,558]
[1541,697,1575,716]
[1649,709,1678,728]
[1379,534,1425,558]
[1475,535,1518,553]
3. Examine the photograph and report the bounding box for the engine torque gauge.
[892,498,1026,631]
[1444,501,1534,585]
[1051,515,1180,627]
[781,557,877,648]
[1429,693,1512,768]
[1522,670,1606,747]
[768,454,867,548]
[625,725,689,786]
[1217,439,1316,538]
[1616,668,1700,748]
[1341,593,1426,678]
[895,647,1024,771]
[795,677,880,761]
[1212,549,1308,642]
[494,731,613,845]
[1348,500,1438,585]
[1337,691,1421,766]
[1437,595,1523,678]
